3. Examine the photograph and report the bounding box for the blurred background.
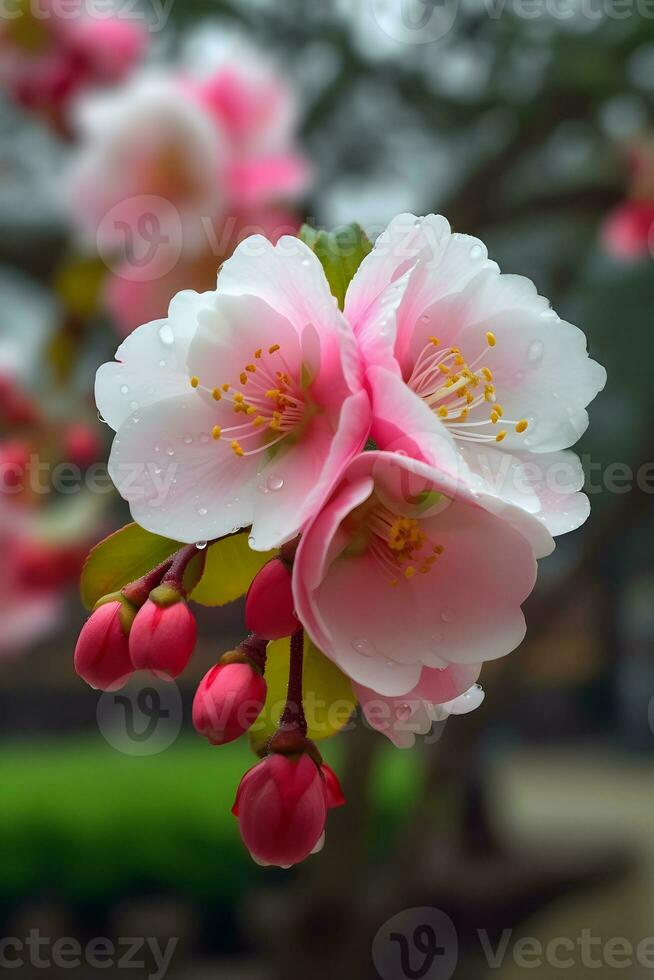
[1,0,654,977]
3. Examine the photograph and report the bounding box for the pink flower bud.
[129,586,197,680]
[232,752,331,868]
[74,597,136,691]
[193,659,267,745]
[321,763,346,808]
[245,558,299,640]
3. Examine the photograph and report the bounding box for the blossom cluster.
[75,213,605,867]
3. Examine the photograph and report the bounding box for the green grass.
[0,734,421,901]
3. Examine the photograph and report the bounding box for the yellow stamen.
[515,419,529,433]
[239,372,248,385]
[190,376,199,388]
[212,426,221,440]
[482,367,493,381]
[437,407,448,418]
[486,331,497,347]
[495,431,507,443]
[404,566,416,580]
[212,388,222,401]
[245,364,256,373]
[429,336,440,346]
[231,440,244,457]
[255,348,263,359]
[268,344,280,354]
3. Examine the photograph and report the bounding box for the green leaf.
[299,222,372,310]
[80,523,182,610]
[249,636,356,751]
[189,532,276,607]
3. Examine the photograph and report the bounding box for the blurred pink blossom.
[602,141,654,259]
[0,0,146,131]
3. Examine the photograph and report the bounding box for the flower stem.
[280,627,307,737]
[162,543,206,595]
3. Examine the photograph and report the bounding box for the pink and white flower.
[95,236,370,551]
[293,446,545,697]
[347,214,606,538]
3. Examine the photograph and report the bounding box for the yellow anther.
[515,419,529,433]
[245,364,256,373]
[454,355,465,366]
[429,336,440,346]
[457,408,469,421]
[438,363,450,375]
[419,565,431,574]
[404,566,416,580]
[211,426,221,440]
[466,392,474,405]
[482,367,493,382]
[449,347,460,354]
[433,545,444,555]
[246,406,257,415]
[255,348,263,359]
[495,430,507,443]
[240,372,248,385]
[190,376,200,388]
[231,440,244,457]
[222,383,230,392]
[486,331,497,348]
[252,416,265,427]
[437,407,448,418]
[233,392,244,402]
[268,344,280,354]
[494,404,504,418]
[211,388,222,401]
[490,411,499,425]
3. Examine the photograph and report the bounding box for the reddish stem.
[279,628,307,737]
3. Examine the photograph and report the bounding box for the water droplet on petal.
[395,703,412,723]
[196,540,207,550]
[158,359,167,369]
[197,506,208,516]
[97,412,107,424]
[266,474,284,492]
[129,400,139,411]
[352,637,376,658]
[440,609,454,622]
[183,434,193,445]
[248,535,255,547]
[528,340,544,363]
[166,447,175,457]
[120,385,129,395]
[470,243,483,260]
[159,324,174,346]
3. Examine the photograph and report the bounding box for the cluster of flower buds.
[74,544,199,691]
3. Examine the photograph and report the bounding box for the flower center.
[407,332,528,444]
[345,498,444,587]
[189,343,307,458]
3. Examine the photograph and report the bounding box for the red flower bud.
[74,596,136,691]
[128,585,197,680]
[245,558,300,640]
[64,423,101,468]
[193,658,267,745]
[233,752,332,868]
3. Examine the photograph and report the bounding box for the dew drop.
[166,447,175,457]
[470,243,483,260]
[120,385,129,395]
[97,412,107,424]
[182,434,193,445]
[301,257,311,267]
[158,359,167,369]
[248,535,255,547]
[159,324,174,346]
[352,637,376,657]
[395,703,412,723]
[198,506,208,516]
[528,340,544,363]
[129,400,139,411]
[154,445,160,453]
[440,609,454,622]
[196,540,207,550]
[266,474,284,492]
